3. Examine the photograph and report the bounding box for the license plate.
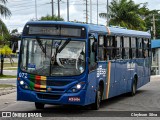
[68,97,80,102]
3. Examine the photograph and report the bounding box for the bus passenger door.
[85,37,97,105]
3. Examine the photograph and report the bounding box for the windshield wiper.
[57,38,71,53]
[36,37,46,56]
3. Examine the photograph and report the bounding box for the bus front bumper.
[17,86,86,106]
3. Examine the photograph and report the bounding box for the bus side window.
[116,36,122,59]
[123,37,129,59]
[98,35,105,61]
[131,37,136,59]
[137,38,143,58]
[105,36,115,60]
[148,39,151,57]
[143,38,149,58]
[89,38,97,72]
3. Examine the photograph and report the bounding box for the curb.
[0,78,16,80]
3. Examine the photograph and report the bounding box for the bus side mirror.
[12,42,17,53]
[92,41,98,52]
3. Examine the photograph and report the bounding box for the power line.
[11,3,49,12]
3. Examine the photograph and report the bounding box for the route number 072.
[19,72,27,78]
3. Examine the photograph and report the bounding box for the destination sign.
[25,25,86,38]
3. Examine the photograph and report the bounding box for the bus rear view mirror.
[12,42,17,53]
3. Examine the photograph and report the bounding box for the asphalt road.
[0,70,17,85]
[0,76,160,120]
[0,78,16,86]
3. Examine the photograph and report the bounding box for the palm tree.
[0,0,11,75]
[99,0,146,30]
[0,0,11,18]
[0,0,11,42]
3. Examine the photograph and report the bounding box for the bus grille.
[47,81,71,86]
[37,93,61,100]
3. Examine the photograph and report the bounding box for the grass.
[0,84,15,88]
[0,75,17,79]
[3,63,18,67]
[3,68,17,70]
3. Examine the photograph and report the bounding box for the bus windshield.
[20,38,85,76]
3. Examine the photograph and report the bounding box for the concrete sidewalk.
[150,75,160,80]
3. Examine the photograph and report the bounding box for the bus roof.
[25,21,151,38]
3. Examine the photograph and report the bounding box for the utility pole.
[51,0,54,18]
[35,0,37,20]
[97,0,98,25]
[86,0,88,23]
[67,0,69,21]
[107,0,109,26]
[58,0,60,18]
[153,14,156,39]
[90,0,92,23]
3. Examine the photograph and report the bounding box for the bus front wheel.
[91,88,101,110]
[35,102,45,109]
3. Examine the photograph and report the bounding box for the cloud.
[134,0,160,10]
[1,0,160,32]
[2,14,35,32]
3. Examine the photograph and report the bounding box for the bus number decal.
[127,62,135,70]
[19,72,28,78]
[97,65,106,78]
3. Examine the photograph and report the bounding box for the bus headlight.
[20,80,24,85]
[19,80,30,90]
[76,84,81,89]
[67,81,86,93]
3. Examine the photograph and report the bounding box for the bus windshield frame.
[20,37,86,77]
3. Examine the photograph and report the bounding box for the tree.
[143,10,160,39]
[11,29,18,34]
[0,0,11,44]
[0,45,12,75]
[0,0,12,75]
[0,0,11,18]
[0,19,9,43]
[99,0,146,30]
[40,14,64,21]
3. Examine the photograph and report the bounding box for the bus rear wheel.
[91,88,101,110]
[35,102,45,109]
[131,78,137,96]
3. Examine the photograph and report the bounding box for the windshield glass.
[20,38,85,76]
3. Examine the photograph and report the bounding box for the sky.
[1,0,160,33]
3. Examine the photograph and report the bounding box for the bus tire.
[91,88,101,110]
[131,78,137,96]
[35,102,45,109]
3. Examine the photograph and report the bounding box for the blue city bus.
[17,21,151,110]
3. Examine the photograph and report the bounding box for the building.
[151,40,160,75]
